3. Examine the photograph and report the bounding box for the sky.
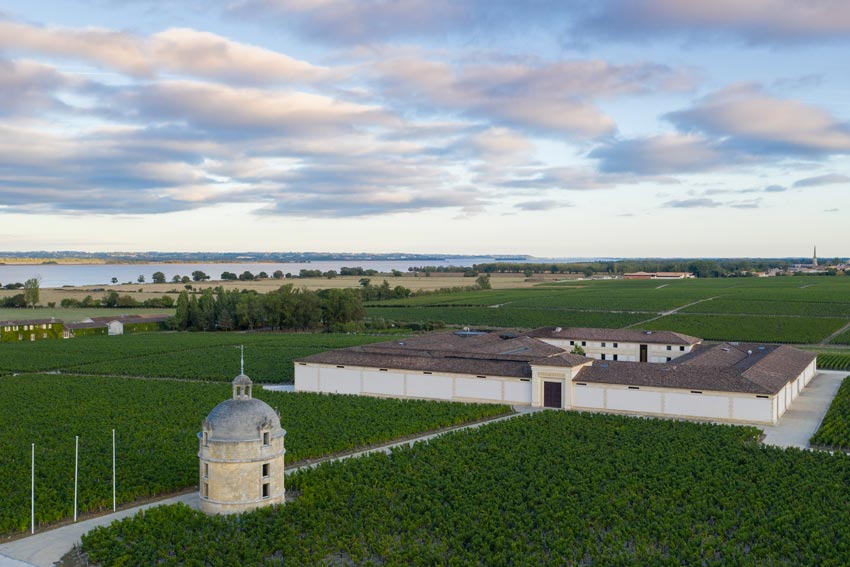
[0,1,848,258]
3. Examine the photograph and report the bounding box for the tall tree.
[152,271,166,284]
[23,277,39,307]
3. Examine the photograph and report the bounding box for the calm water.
[0,258,498,288]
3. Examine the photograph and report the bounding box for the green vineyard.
[817,353,850,371]
[0,375,507,535]
[810,377,850,450]
[82,411,850,566]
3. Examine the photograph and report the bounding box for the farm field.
[0,332,389,381]
[636,314,848,344]
[366,276,850,344]
[82,410,850,566]
[810,377,850,450]
[0,307,174,323]
[0,375,508,535]
[817,353,850,371]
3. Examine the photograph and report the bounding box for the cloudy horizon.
[0,1,848,257]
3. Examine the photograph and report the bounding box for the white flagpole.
[74,435,78,523]
[31,443,35,534]
[112,429,116,512]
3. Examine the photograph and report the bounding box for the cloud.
[591,86,850,175]
[0,19,334,85]
[115,80,393,136]
[573,0,850,44]
[793,173,850,187]
[0,58,74,115]
[590,133,727,174]
[514,200,571,211]
[372,53,693,137]
[764,185,787,192]
[825,208,840,213]
[227,1,850,46]
[663,198,723,208]
[666,85,850,155]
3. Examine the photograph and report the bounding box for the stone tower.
[198,353,286,515]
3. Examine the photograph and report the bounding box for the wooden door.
[543,381,562,408]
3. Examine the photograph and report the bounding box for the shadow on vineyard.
[81,411,850,566]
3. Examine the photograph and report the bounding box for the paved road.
[760,371,846,449]
[0,409,531,567]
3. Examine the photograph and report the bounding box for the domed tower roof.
[204,396,281,442]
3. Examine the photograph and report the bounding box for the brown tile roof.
[88,314,171,324]
[296,331,592,378]
[65,321,106,330]
[527,327,701,346]
[0,318,62,326]
[575,343,817,395]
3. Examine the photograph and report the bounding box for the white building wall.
[503,381,533,404]
[572,384,605,409]
[732,397,773,423]
[536,338,694,363]
[664,392,730,420]
[319,367,362,395]
[362,370,406,397]
[406,374,454,400]
[455,377,502,401]
[605,388,663,414]
[294,365,319,392]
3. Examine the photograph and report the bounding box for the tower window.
[203,483,209,498]
[204,463,209,478]
[262,463,270,478]
[262,483,270,499]
[263,431,270,446]
[203,432,208,446]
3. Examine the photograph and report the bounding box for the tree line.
[169,284,365,332]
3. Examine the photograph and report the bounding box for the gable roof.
[527,327,701,346]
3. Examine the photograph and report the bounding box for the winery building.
[294,328,817,425]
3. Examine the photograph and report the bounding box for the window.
[423,371,432,375]
[666,345,672,351]
[613,343,618,348]
[298,362,306,366]
[666,357,672,362]
[628,386,640,390]
[690,391,702,395]
[613,354,618,361]
[262,483,270,499]
[263,431,270,446]
[203,432,208,446]
[476,375,487,378]
[203,483,209,498]
[756,395,769,399]
[262,463,270,478]
[680,346,685,351]
[601,342,606,347]
[203,463,209,478]
[576,382,587,386]
[581,341,586,346]
[336,365,345,368]
[600,354,606,360]
[570,340,575,346]
[379,368,388,372]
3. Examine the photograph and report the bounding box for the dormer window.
[263,431,270,446]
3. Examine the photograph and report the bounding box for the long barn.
[294,328,817,425]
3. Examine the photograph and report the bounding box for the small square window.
[581,341,586,347]
[666,357,672,362]
[601,342,606,347]
[262,483,270,499]
[262,463,270,478]
[570,340,575,345]
[666,345,672,351]
[613,343,618,348]
[680,346,685,351]
[613,354,618,361]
